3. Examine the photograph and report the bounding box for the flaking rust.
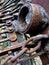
[18,3,49,36]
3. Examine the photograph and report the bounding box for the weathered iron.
[0,34,49,56]
[1,51,45,65]
[0,0,49,65]
[22,0,49,15]
[11,51,46,64]
[0,27,17,43]
[18,3,49,36]
[0,37,16,43]
[0,1,24,15]
[0,15,13,22]
[0,0,20,10]
[0,22,12,27]
[32,0,49,15]
[1,32,49,65]
[0,28,14,34]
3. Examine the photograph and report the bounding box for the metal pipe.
[18,3,49,36]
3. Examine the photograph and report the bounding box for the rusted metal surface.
[26,41,41,54]
[0,1,24,16]
[0,0,49,65]
[32,0,49,15]
[28,1,49,64]
[1,1,23,10]
[22,0,49,36]
[22,0,49,15]
[0,15,13,22]
[0,28,14,34]
[0,34,49,56]
[1,51,45,65]
[1,33,49,65]
[0,37,16,43]
[0,22,12,27]
[18,3,49,36]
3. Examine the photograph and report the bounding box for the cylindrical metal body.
[18,3,49,36]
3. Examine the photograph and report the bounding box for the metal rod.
[1,51,46,65]
[0,0,20,10]
[0,8,19,18]
[10,48,28,62]
[0,28,14,34]
[0,0,15,10]
[0,22,12,27]
[0,1,23,13]
[0,15,13,22]
[16,51,46,63]
[0,34,48,56]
